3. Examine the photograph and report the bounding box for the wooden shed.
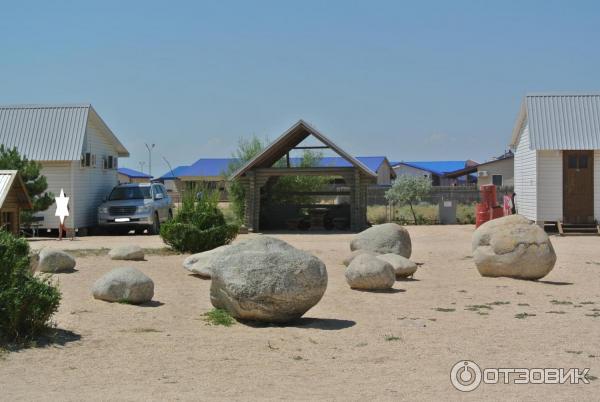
[0,170,32,235]
[231,120,377,232]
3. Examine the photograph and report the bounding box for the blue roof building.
[391,160,478,186]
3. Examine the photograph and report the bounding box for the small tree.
[0,146,54,223]
[226,136,267,222]
[385,175,432,224]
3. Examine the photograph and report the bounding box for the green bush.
[160,188,238,253]
[457,203,476,224]
[0,231,61,343]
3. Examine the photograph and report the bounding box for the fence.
[366,185,514,206]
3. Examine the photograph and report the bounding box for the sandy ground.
[1,226,600,401]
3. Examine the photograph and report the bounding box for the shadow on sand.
[3,328,82,353]
[352,288,405,294]
[240,317,356,331]
[536,280,573,286]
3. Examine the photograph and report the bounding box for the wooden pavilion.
[0,170,32,235]
[231,120,377,232]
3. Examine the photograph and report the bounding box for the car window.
[109,186,151,200]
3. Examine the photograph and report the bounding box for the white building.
[0,104,129,232]
[510,93,600,227]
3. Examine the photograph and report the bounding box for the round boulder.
[183,245,231,278]
[342,249,376,267]
[376,253,418,278]
[37,248,76,273]
[92,267,154,304]
[345,254,395,290]
[472,214,557,280]
[209,236,328,323]
[350,223,411,258]
[108,245,145,261]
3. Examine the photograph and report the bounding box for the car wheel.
[149,213,160,235]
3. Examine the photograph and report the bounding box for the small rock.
[376,253,418,278]
[345,254,395,290]
[92,267,154,304]
[342,249,376,266]
[37,248,76,273]
[350,223,412,258]
[109,245,145,261]
[182,245,231,278]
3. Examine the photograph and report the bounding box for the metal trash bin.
[438,199,457,225]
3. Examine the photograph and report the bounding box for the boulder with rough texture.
[345,254,395,290]
[472,214,556,280]
[92,267,154,304]
[108,245,145,261]
[376,253,418,278]
[37,248,76,273]
[342,249,376,266]
[183,245,231,278]
[350,223,411,258]
[210,236,328,323]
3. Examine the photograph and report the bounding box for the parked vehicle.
[97,183,173,234]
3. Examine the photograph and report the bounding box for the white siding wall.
[36,162,73,229]
[514,124,537,221]
[71,119,120,228]
[537,150,563,221]
[595,151,600,220]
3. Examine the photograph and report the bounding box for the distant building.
[0,171,32,235]
[118,167,152,184]
[443,151,514,188]
[0,104,129,232]
[510,93,600,226]
[391,160,478,186]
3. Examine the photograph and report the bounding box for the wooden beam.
[254,167,356,177]
[292,146,330,150]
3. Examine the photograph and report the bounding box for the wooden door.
[563,150,594,223]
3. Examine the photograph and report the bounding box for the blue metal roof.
[391,160,470,176]
[118,167,152,179]
[158,165,191,180]
[179,158,236,177]
[161,156,389,179]
[289,156,387,172]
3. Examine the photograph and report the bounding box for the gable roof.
[118,167,152,179]
[510,93,600,150]
[231,120,377,179]
[0,104,129,161]
[391,160,473,176]
[0,170,32,209]
[180,158,237,178]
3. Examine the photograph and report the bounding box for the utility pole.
[139,161,146,173]
[145,143,155,176]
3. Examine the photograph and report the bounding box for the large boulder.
[37,248,76,273]
[350,223,411,258]
[345,254,395,290]
[472,214,556,280]
[342,249,376,267]
[183,245,231,278]
[376,253,418,278]
[209,236,328,323]
[92,267,154,304]
[109,245,145,261]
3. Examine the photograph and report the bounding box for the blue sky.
[1,1,599,176]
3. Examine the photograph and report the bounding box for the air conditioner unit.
[477,170,489,178]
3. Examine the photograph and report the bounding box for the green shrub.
[0,231,61,343]
[160,188,238,253]
[457,203,476,224]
